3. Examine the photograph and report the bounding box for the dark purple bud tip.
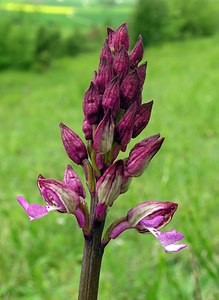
[96,57,113,94]
[132,100,153,138]
[113,46,129,81]
[120,70,141,109]
[83,82,101,124]
[60,122,88,165]
[114,23,129,52]
[107,27,115,51]
[100,38,113,66]
[93,109,115,154]
[115,102,138,147]
[129,35,144,68]
[136,62,147,87]
[83,119,93,140]
[102,76,120,116]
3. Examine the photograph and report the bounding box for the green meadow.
[0,1,133,32]
[1,32,219,299]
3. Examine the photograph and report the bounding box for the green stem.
[78,220,105,300]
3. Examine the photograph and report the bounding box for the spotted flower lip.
[104,201,187,253]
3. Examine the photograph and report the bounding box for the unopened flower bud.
[60,123,88,165]
[129,35,144,68]
[102,76,120,116]
[64,165,86,198]
[125,134,164,177]
[83,119,92,140]
[93,109,115,154]
[113,46,129,80]
[115,102,137,147]
[100,39,113,66]
[114,23,129,52]
[92,71,98,85]
[83,82,101,124]
[136,62,147,87]
[96,56,113,94]
[96,160,124,206]
[107,27,115,51]
[134,89,142,107]
[120,70,141,109]
[132,101,153,138]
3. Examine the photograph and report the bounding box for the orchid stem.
[78,219,105,300]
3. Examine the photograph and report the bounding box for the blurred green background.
[1,0,219,299]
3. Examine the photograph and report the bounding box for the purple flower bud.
[60,123,88,165]
[120,70,141,109]
[83,82,101,124]
[96,160,124,207]
[107,27,115,51]
[64,164,86,198]
[114,23,129,52]
[96,57,113,94]
[96,153,104,170]
[113,46,129,80]
[105,201,187,252]
[100,39,113,66]
[120,175,132,194]
[93,109,115,154]
[92,71,98,85]
[102,76,120,116]
[115,102,138,147]
[129,35,144,68]
[136,62,147,87]
[125,134,164,177]
[134,89,142,107]
[83,119,92,140]
[132,100,153,138]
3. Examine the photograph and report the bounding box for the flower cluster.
[17,23,186,253]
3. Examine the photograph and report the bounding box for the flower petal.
[140,215,164,228]
[17,196,51,221]
[146,227,187,253]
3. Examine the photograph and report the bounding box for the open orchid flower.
[103,201,187,252]
[17,165,88,230]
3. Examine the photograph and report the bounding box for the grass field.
[1,32,219,299]
[0,1,134,32]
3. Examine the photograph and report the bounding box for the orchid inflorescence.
[18,23,186,254]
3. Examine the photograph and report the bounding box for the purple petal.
[17,196,51,221]
[140,215,164,228]
[146,227,187,253]
[158,229,185,247]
